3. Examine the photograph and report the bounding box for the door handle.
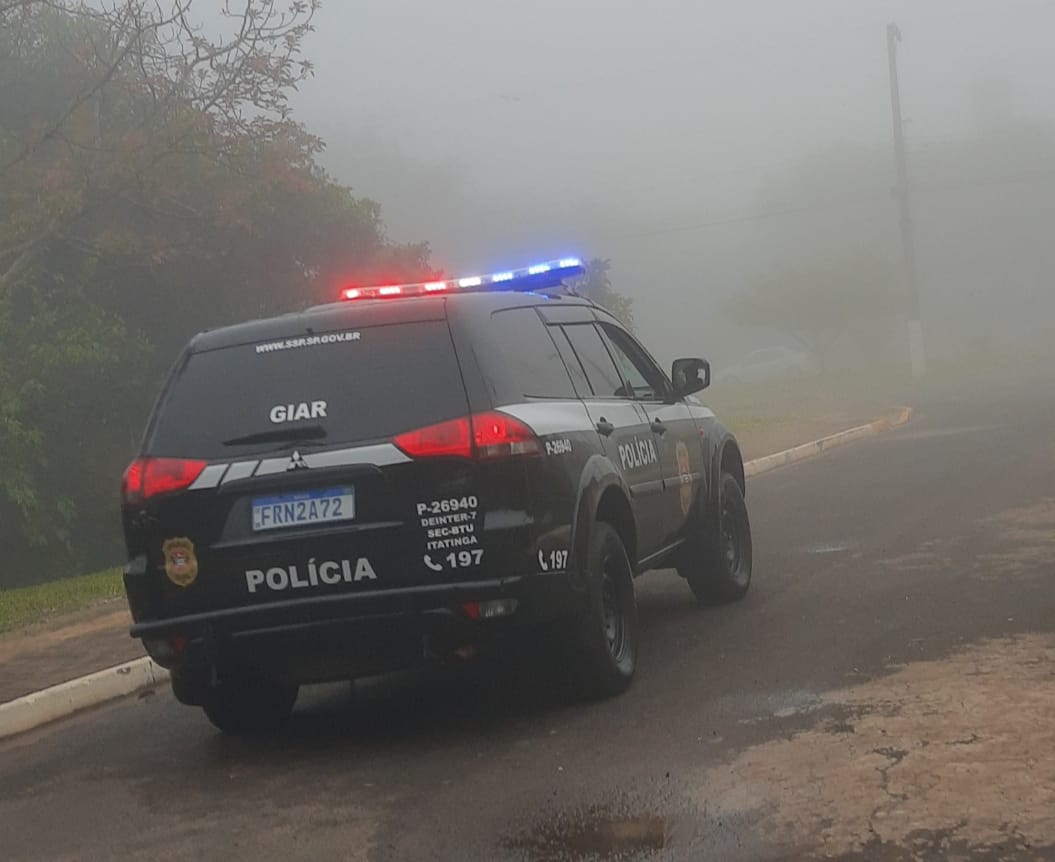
[651,418,667,435]
[595,418,615,437]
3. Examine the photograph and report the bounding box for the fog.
[4,0,1055,579]
[292,0,1055,367]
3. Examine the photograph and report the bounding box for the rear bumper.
[128,572,582,683]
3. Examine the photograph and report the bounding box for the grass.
[0,568,124,634]
[704,348,1037,424]
[700,351,1031,450]
[717,413,783,441]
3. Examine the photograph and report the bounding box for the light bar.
[339,258,586,302]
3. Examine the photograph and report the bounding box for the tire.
[680,472,752,606]
[200,676,299,735]
[570,522,638,698]
[170,669,208,706]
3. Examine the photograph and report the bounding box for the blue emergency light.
[340,258,585,301]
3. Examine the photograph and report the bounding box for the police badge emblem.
[163,537,198,587]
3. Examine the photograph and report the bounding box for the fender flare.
[710,433,746,507]
[568,454,638,586]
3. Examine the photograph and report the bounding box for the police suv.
[121,259,752,733]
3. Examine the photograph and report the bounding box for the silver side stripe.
[255,456,295,478]
[583,400,647,428]
[256,444,410,477]
[189,464,229,490]
[307,443,410,469]
[643,404,692,423]
[498,402,595,435]
[189,444,411,490]
[223,461,259,484]
[685,398,716,421]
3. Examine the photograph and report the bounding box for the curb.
[1,405,913,740]
[0,658,168,740]
[744,405,913,479]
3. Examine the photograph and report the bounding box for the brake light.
[393,416,473,459]
[122,457,208,504]
[392,412,541,460]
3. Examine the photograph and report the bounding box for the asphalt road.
[3,362,1055,861]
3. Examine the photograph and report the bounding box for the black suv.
[120,260,752,733]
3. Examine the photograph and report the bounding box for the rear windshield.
[146,321,467,457]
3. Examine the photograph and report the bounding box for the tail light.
[472,412,542,459]
[392,416,473,459]
[122,457,208,505]
[393,411,541,461]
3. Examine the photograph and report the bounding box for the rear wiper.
[222,425,327,447]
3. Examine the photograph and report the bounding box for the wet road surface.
[3,363,1055,860]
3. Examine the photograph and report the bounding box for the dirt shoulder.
[699,633,1055,859]
[0,599,142,703]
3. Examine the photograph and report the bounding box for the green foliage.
[723,253,899,370]
[0,568,124,632]
[573,258,636,330]
[0,2,433,582]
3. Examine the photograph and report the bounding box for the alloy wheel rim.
[601,560,625,659]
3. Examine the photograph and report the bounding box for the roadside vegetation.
[0,569,123,633]
[705,347,1048,455]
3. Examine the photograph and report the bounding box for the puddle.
[509,808,669,860]
[801,541,856,555]
[733,688,822,724]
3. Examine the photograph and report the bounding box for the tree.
[0,1,324,289]
[723,253,899,371]
[573,258,635,330]
[0,2,433,582]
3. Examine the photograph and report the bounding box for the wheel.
[200,676,299,735]
[679,472,752,605]
[570,522,638,698]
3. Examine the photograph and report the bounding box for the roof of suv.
[190,290,597,354]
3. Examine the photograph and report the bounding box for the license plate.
[252,487,355,532]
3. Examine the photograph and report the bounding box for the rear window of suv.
[146,321,468,457]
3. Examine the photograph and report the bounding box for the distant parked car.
[717,346,817,385]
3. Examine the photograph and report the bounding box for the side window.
[483,308,578,400]
[562,323,628,398]
[599,323,670,401]
[548,325,592,398]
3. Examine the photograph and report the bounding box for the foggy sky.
[282,0,1055,363]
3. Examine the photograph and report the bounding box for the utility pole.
[887,22,926,376]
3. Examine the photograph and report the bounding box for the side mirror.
[671,358,710,397]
